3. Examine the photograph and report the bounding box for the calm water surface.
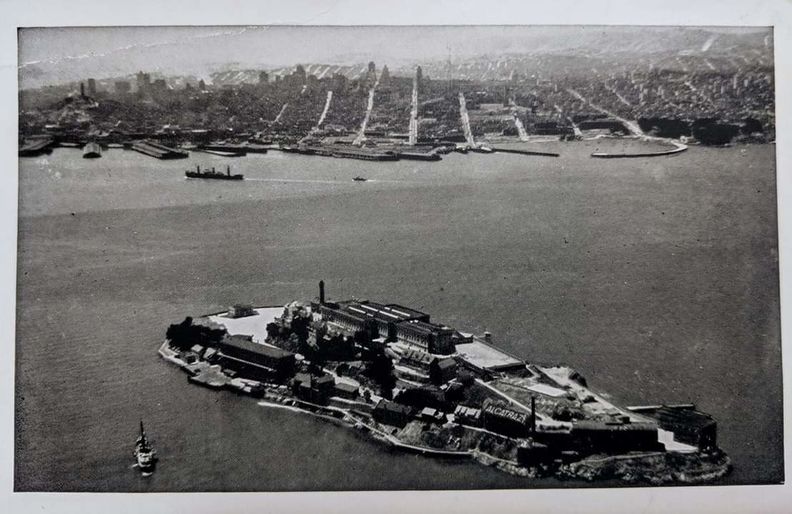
[15,142,782,490]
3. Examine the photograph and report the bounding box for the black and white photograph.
[4,1,792,512]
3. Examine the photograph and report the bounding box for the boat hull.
[185,172,244,180]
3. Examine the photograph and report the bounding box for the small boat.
[82,142,102,158]
[185,165,244,181]
[353,176,368,182]
[134,420,157,476]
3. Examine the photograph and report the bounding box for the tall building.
[332,73,347,91]
[136,71,151,93]
[416,66,423,93]
[152,79,167,93]
[87,78,97,96]
[366,61,377,87]
[198,79,207,91]
[379,65,391,89]
[114,80,131,94]
[293,64,307,85]
[259,71,269,85]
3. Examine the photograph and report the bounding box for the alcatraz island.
[159,281,731,484]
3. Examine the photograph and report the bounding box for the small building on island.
[429,356,458,385]
[333,381,360,400]
[227,304,255,319]
[453,405,483,427]
[481,399,530,438]
[570,420,662,455]
[627,404,717,450]
[293,372,336,404]
[373,400,414,428]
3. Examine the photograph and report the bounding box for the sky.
[17,25,772,87]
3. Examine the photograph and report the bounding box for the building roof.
[375,400,413,415]
[383,304,429,320]
[337,300,428,325]
[402,348,433,364]
[573,420,658,432]
[398,319,452,336]
[322,303,368,324]
[294,372,312,385]
[221,334,294,360]
[454,405,481,418]
[649,407,716,430]
[433,357,458,370]
[334,382,359,393]
[455,339,524,371]
[314,374,335,386]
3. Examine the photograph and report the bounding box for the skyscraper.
[379,65,391,89]
[294,64,307,85]
[136,71,151,93]
[366,61,377,87]
[114,81,131,94]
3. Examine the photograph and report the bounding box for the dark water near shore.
[15,142,782,491]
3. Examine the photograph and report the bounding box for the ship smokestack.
[319,280,325,304]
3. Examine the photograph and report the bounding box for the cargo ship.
[185,165,244,181]
[134,420,157,476]
[82,142,102,159]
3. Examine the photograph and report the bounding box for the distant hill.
[19,26,772,90]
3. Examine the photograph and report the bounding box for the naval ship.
[134,420,157,476]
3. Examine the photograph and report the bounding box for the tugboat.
[134,420,157,476]
[185,164,244,181]
[82,142,102,159]
[353,176,368,182]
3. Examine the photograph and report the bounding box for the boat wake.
[242,178,344,184]
[243,178,406,185]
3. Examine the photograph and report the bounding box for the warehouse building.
[217,334,296,380]
[627,404,717,450]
